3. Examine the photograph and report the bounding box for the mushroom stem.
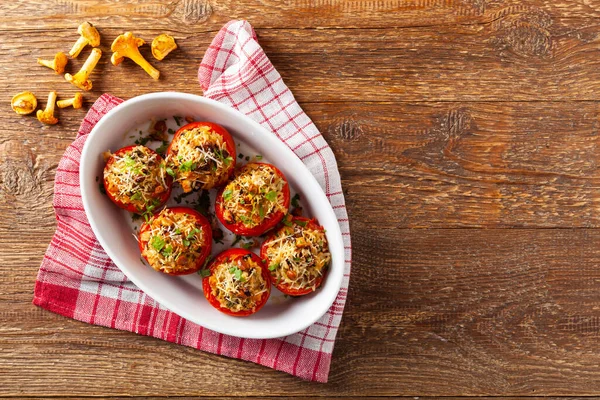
[69,36,89,58]
[57,93,83,109]
[69,22,101,58]
[36,91,59,125]
[64,48,102,91]
[37,52,68,74]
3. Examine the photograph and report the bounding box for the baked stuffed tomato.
[138,207,212,275]
[260,216,331,296]
[165,121,236,193]
[202,248,271,316]
[103,145,172,213]
[215,163,290,236]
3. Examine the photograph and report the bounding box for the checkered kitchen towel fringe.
[33,20,351,382]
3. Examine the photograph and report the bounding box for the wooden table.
[3,0,600,396]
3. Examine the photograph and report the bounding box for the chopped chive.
[269,263,278,271]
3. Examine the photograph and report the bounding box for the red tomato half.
[103,145,172,213]
[260,217,327,296]
[166,121,236,190]
[138,207,212,275]
[202,248,271,317]
[215,163,290,237]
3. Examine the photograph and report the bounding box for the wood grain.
[3,0,600,397]
[5,228,600,395]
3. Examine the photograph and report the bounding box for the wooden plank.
[4,228,600,396]
[3,101,600,229]
[2,0,600,31]
[3,20,600,103]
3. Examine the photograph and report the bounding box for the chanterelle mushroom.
[111,32,160,80]
[57,93,84,109]
[11,91,37,115]
[151,34,177,61]
[36,91,58,125]
[69,22,101,58]
[64,48,102,91]
[37,52,68,74]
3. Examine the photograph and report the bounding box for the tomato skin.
[260,216,326,296]
[215,163,290,237]
[166,121,236,189]
[103,145,172,213]
[138,207,213,276]
[202,248,271,317]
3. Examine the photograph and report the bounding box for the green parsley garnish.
[296,220,308,227]
[187,228,200,240]
[241,241,253,250]
[223,189,233,201]
[265,190,277,202]
[166,167,176,177]
[291,193,301,208]
[182,239,190,247]
[199,268,210,278]
[180,160,197,172]
[130,192,142,201]
[150,236,165,252]
[231,235,243,247]
[256,155,263,160]
[268,263,279,271]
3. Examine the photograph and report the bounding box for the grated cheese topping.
[166,126,233,192]
[263,219,330,292]
[104,146,168,211]
[209,255,268,313]
[220,163,287,228]
[140,208,207,274]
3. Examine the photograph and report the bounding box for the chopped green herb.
[256,155,263,160]
[180,160,196,172]
[223,189,233,201]
[150,236,165,252]
[182,239,190,247]
[268,263,278,271]
[187,228,200,240]
[293,257,301,262]
[166,167,176,177]
[173,191,194,204]
[241,241,253,250]
[283,216,293,227]
[224,156,233,166]
[193,190,211,217]
[291,193,301,208]
[239,215,253,225]
[296,219,308,227]
[199,268,210,277]
[174,228,181,234]
[231,235,243,247]
[265,190,277,202]
[161,244,173,257]
[173,116,182,126]
[130,192,142,201]
[134,136,151,146]
[258,204,265,219]
[155,141,169,155]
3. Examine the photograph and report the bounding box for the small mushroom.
[37,52,68,74]
[151,34,177,61]
[36,91,58,125]
[11,91,37,115]
[69,22,101,58]
[64,48,102,91]
[111,32,160,80]
[57,93,84,109]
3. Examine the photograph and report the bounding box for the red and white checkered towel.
[33,20,351,382]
